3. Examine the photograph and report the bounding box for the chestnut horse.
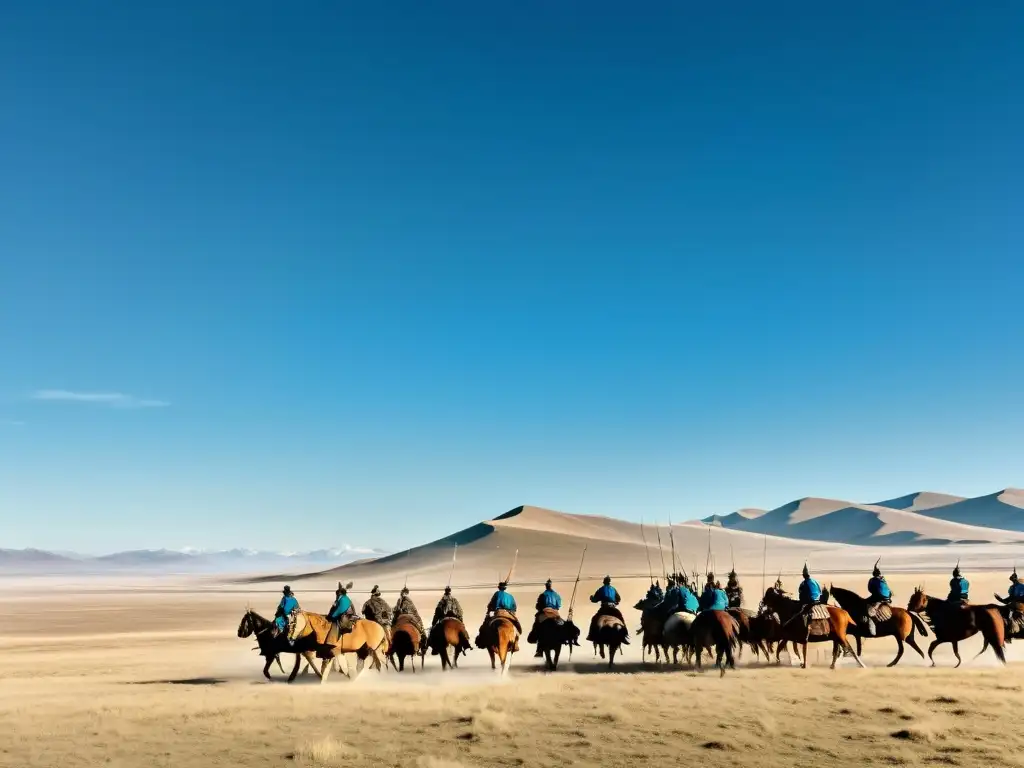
[388,615,425,672]
[428,618,472,670]
[476,611,519,674]
[748,611,802,664]
[829,585,927,667]
[761,588,864,669]
[906,589,1005,667]
[690,609,740,676]
[278,611,389,683]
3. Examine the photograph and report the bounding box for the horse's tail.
[977,609,1007,665]
[908,610,929,638]
[458,627,472,651]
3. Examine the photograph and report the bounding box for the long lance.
[705,526,713,575]
[567,546,588,620]
[656,525,668,579]
[446,544,458,588]
[640,518,654,583]
[761,534,767,598]
[668,514,678,576]
[505,549,519,585]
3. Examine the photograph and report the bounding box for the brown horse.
[476,610,519,674]
[388,615,425,672]
[591,612,629,668]
[829,585,927,667]
[428,618,472,670]
[726,608,761,661]
[747,611,800,664]
[690,610,740,676]
[761,588,864,669]
[906,589,1006,667]
[279,612,389,683]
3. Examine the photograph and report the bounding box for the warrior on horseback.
[699,574,729,612]
[587,576,628,645]
[864,559,893,637]
[432,585,463,626]
[948,563,969,604]
[362,585,393,639]
[725,569,743,609]
[798,564,824,641]
[481,581,521,652]
[274,585,301,643]
[327,581,357,634]
[1001,567,1024,642]
[529,579,563,657]
[646,580,664,602]
[392,586,425,638]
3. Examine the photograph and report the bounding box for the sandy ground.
[2,572,1023,768]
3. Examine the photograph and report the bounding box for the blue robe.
[489,590,517,613]
[274,594,299,631]
[948,577,969,601]
[536,589,562,611]
[700,587,729,612]
[328,594,353,621]
[799,578,822,605]
[1010,582,1024,600]
[680,587,699,614]
[868,576,892,601]
[591,584,620,604]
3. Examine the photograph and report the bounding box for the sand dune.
[873,491,967,512]
[907,489,1024,532]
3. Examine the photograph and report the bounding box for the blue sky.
[1,3,1021,553]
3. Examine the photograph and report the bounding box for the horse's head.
[762,587,781,607]
[237,611,254,638]
[907,587,927,613]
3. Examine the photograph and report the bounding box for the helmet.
[603,575,611,585]
[1011,568,1019,583]
[728,569,737,579]
[498,581,507,590]
[444,586,452,595]
[370,584,380,595]
[401,586,409,596]
[336,581,346,596]
[283,585,292,595]
[952,566,961,578]
[545,579,552,589]
[666,577,676,587]
[872,558,882,578]
[802,564,810,579]
[706,572,714,582]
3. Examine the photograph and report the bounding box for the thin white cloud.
[32,390,170,409]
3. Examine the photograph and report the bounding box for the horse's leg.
[888,636,905,668]
[262,655,274,680]
[856,634,863,657]
[974,638,990,661]
[952,640,962,668]
[906,631,925,659]
[489,648,496,670]
[927,639,941,667]
[608,644,616,668]
[288,653,302,683]
[319,657,332,684]
[801,640,809,669]
[831,640,841,670]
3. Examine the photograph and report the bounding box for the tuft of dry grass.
[293,736,358,767]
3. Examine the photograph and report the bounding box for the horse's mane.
[829,586,866,613]
[246,609,273,629]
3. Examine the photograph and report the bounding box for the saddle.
[867,602,893,622]
[286,611,306,643]
[594,603,625,623]
[490,609,522,635]
[325,615,357,645]
[535,607,562,625]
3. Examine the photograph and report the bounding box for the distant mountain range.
[0,545,388,574]
[702,488,1024,545]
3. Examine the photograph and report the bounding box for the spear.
[656,525,668,579]
[505,549,519,584]
[640,518,654,583]
[761,534,767,598]
[446,544,458,588]
[668,514,678,576]
[705,526,713,575]
[567,546,588,620]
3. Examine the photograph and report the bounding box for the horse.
[531,609,576,671]
[388,615,425,672]
[633,597,666,662]
[906,589,1006,667]
[761,588,864,669]
[661,611,696,665]
[591,612,629,668]
[726,607,760,661]
[689,610,741,676]
[476,610,519,674]
[237,609,294,679]
[427,617,472,671]
[829,585,928,667]
[277,611,389,683]
[993,595,1024,642]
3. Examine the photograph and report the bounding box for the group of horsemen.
[270,561,1024,653]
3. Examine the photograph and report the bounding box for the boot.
[534,648,544,658]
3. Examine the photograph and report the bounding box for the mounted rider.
[1008,568,1024,602]
[273,585,300,641]
[362,585,393,639]
[432,585,464,626]
[645,580,664,602]
[1004,568,1024,641]
[587,576,628,644]
[479,581,521,651]
[528,579,563,656]
[699,574,729,612]
[947,563,969,605]
[725,569,743,609]
[327,581,357,634]
[863,559,893,636]
[797,564,825,639]
[392,586,425,638]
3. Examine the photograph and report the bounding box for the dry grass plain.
[1,574,1022,768]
